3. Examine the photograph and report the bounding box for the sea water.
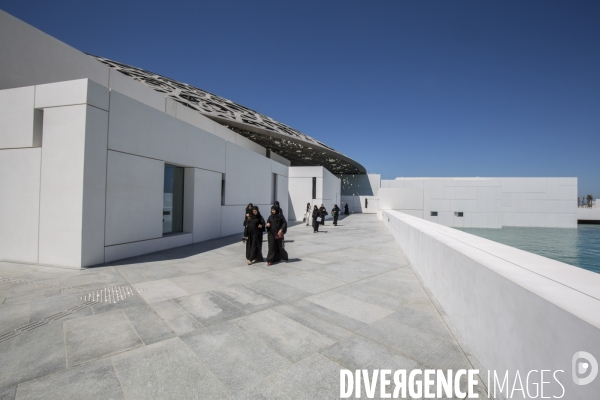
[458,225,600,274]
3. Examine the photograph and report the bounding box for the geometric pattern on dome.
[90,55,365,174]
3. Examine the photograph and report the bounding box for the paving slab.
[269,354,344,400]
[180,323,290,394]
[0,322,66,388]
[174,291,245,327]
[149,300,202,336]
[0,303,30,336]
[236,309,335,363]
[112,337,230,399]
[305,291,395,324]
[211,285,280,313]
[131,279,189,304]
[122,305,175,345]
[0,385,16,400]
[64,310,144,367]
[0,214,479,398]
[14,358,124,400]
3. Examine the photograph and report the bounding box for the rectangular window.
[430,211,438,216]
[454,212,463,217]
[312,177,316,200]
[266,148,271,158]
[221,174,226,206]
[272,173,277,204]
[365,198,368,209]
[163,165,184,235]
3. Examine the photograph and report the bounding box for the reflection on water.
[458,225,600,274]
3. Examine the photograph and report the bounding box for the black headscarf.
[250,205,262,219]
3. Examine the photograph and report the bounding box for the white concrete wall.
[105,151,164,246]
[185,168,223,243]
[380,178,576,228]
[383,210,600,399]
[578,207,600,222]
[287,166,340,220]
[0,79,291,267]
[0,86,42,149]
[0,10,109,90]
[0,148,41,263]
[501,178,577,228]
[321,168,341,215]
[38,104,108,268]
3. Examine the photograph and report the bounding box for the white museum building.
[0,10,579,269]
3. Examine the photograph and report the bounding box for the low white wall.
[383,210,600,399]
[577,207,600,222]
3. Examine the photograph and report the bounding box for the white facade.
[339,173,380,214]
[287,166,341,221]
[0,11,297,268]
[377,177,578,228]
[0,79,289,268]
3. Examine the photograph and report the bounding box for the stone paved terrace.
[0,214,490,399]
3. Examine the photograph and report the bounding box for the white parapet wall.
[383,210,600,399]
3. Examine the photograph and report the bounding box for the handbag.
[275,232,284,240]
[316,217,322,223]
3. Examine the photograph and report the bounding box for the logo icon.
[572,351,598,385]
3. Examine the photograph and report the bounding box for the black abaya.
[332,206,340,226]
[344,204,349,215]
[312,209,321,232]
[245,216,265,262]
[266,210,288,263]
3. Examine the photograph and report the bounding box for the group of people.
[243,200,351,265]
[243,201,288,266]
[305,203,345,232]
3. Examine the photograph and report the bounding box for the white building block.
[0,148,41,263]
[105,151,163,246]
[35,79,109,111]
[0,86,42,148]
[38,105,108,268]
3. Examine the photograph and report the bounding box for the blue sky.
[2,0,598,197]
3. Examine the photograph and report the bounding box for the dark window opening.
[266,148,271,158]
[455,212,463,217]
[312,177,316,200]
[221,174,226,206]
[272,173,277,204]
[163,165,184,235]
[365,198,368,209]
[431,211,438,217]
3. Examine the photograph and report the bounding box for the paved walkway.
[0,214,488,399]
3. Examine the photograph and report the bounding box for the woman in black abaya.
[332,204,340,226]
[242,203,253,242]
[312,205,321,233]
[245,206,265,265]
[266,205,288,265]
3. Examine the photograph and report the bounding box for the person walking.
[344,203,349,215]
[332,204,340,226]
[312,205,322,233]
[266,205,288,265]
[245,206,265,264]
[242,203,253,242]
[319,204,327,225]
[305,203,312,226]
